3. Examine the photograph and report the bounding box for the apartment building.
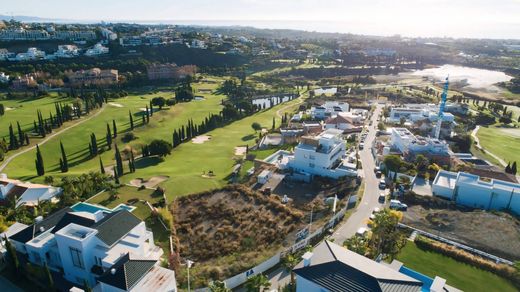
[389,127,450,158]
[67,68,118,87]
[7,206,174,290]
[146,63,197,80]
[0,28,50,41]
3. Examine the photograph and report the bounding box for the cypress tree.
[142,114,145,125]
[16,121,24,145]
[114,166,120,184]
[112,119,117,138]
[145,105,150,123]
[129,111,134,130]
[512,161,518,175]
[25,133,29,145]
[272,117,275,130]
[90,133,98,156]
[60,141,68,172]
[506,162,512,174]
[149,100,153,116]
[99,157,105,174]
[106,123,112,149]
[115,144,123,176]
[35,144,45,176]
[8,123,18,150]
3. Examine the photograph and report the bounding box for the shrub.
[122,132,136,142]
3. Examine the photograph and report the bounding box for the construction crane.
[434,76,449,139]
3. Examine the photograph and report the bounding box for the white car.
[390,199,408,211]
[356,227,368,236]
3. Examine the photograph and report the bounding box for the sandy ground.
[234,146,247,155]
[109,102,124,108]
[192,135,211,144]
[5,107,15,111]
[129,176,169,188]
[402,204,520,261]
[498,127,520,138]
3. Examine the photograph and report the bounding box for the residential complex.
[67,68,118,87]
[294,241,460,292]
[7,205,173,290]
[389,127,450,161]
[0,173,62,207]
[310,101,349,120]
[146,63,197,80]
[432,170,520,214]
[388,104,455,124]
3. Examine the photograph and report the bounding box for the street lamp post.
[187,259,194,292]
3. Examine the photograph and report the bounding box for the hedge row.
[414,236,520,289]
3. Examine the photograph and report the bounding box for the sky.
[3,0,520,39]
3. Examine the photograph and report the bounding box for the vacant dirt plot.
[171,185,305,284]
[402,203,520,261]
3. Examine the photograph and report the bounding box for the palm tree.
[208,280,231,292]
[245,274,271,292]
[281,254,299,289]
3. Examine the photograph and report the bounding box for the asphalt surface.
[331,103,385,244]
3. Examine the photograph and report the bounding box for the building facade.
[67,68,118,87]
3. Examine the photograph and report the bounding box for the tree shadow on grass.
[134,156,164,169]
[241,134,255,141]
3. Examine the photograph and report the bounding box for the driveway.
[331,104,386,244]
[412,177,433,196]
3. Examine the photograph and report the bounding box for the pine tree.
[99,157,105,174]
[112,119,117,138]
[106,123,112,149]
[512,161,518,175]
[35,144,45,176]
[115,144,123,176]
[60,141,68,172]
[129,111,134,130]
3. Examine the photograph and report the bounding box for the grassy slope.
[123,96,302,201]
[477,125,520,165]
[0,93,75,139]
[3,82,224,180]
[397,242,516,292]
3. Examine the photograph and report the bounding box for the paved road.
[331,103,385,244]
[0,106,106,172]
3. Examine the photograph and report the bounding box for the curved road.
[0,107,106,172]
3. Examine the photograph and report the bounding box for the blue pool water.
[71,202,135,214]
[399,266,434,292]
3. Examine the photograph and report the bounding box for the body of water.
[411,64,512,90]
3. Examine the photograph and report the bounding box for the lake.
[411,64,512,90]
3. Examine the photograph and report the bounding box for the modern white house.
[287,129,357,179]
[55,45,80,58]
[324,111,364,132]
[387,104,454,124]
[0,174,62,208]
[190,39,207,49]
[85,43,110,57]
[432,170,520,214]
[389,128,450,157]
[293,241,461,292]
[7,205,173,290]
[310,101,349,120]
[14,47,46,61]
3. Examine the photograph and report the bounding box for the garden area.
[397,241,518,292]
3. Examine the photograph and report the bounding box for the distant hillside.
[0,14,59,23]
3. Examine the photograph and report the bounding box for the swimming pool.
[399,266,434,292]
[71,202,136,214]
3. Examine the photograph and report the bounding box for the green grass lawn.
[477,125,520,165]
[397,242,516,292]
[122,96,302,201]
[3,81,224,180]
[0,93,75,140]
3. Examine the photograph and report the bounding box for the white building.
[85,43,109,56]
[288,129,357,179]
[432,170,520,214]
[0,174,62,208]
[15,47,46,61]
[293,241,460,292]
[387,104,454,124]
[389,127,450,156]
[0,48,9,60]
[101,28,118,41]
[190,39,207,49]
[0,72,9,83]
[7,205,173,290]
[310,101,349,120]
[324,111,364,132]
[55,45,80,58]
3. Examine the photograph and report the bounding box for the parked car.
[375,171,382,178]
[356,227,368,236]
[378,193,386,203]
[378,179,386,189]
[262,187,271,195]
[359,143,364,150]
[390,199,408,211]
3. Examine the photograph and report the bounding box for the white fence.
[398,223,514,265]
[223,253,281,289]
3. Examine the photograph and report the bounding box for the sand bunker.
[192,135,211,144]
[129,176,169,188]
[5,107,15,111]
[109,102,124,108]
[234,146,247,156]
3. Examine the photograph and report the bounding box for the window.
[94,256,103,266]
[70,247,84,269]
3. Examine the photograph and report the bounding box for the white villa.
[287,129,357,180]
[7,205,175,291]
[55,45,80,58]
[0,174,62,208]
[324,111,364,132]
[432,170,520,214]
[14,47,46,61]
[389,128,450,157]
[310,101,349,120]
[85,43,109,57]
[387,104,454,124]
